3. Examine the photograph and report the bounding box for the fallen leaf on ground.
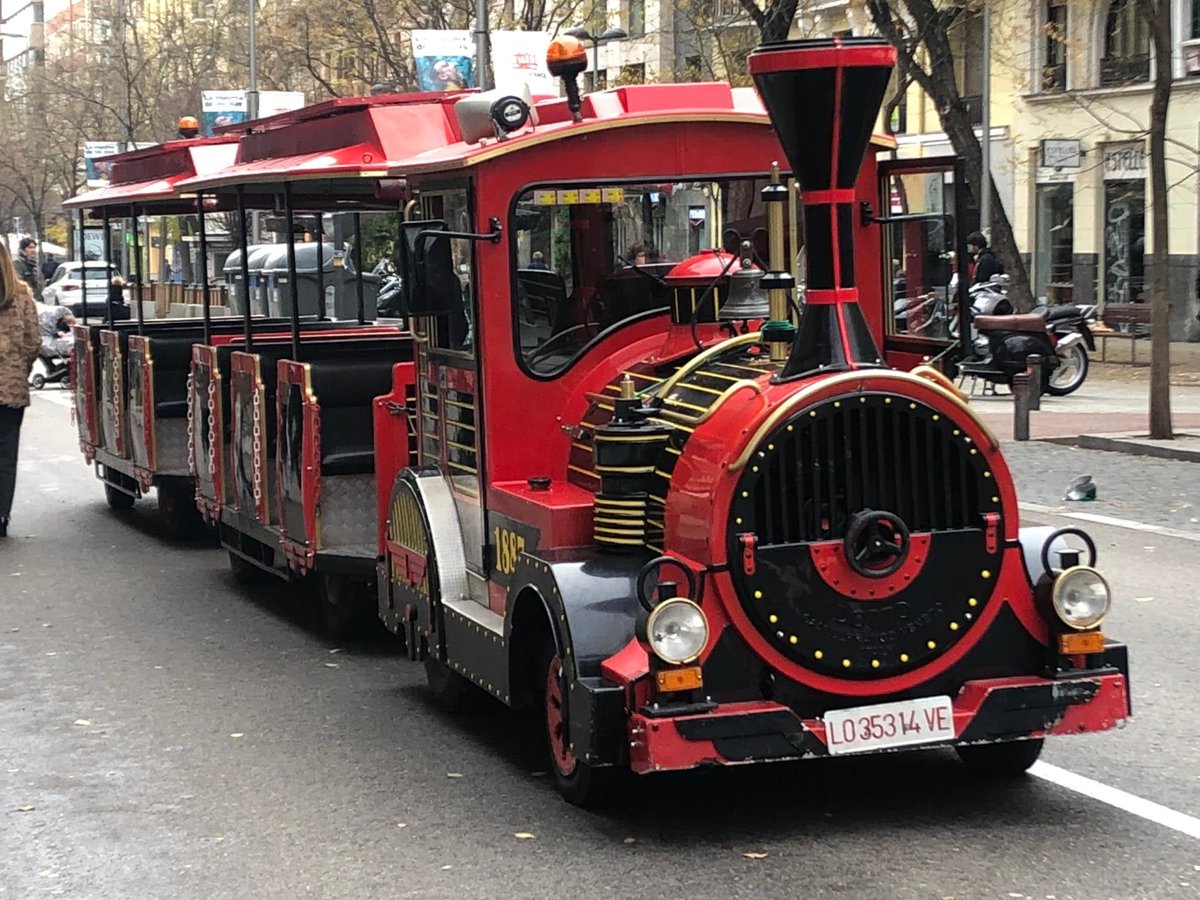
[514,832,535,840]
[329,648,343,654]
[529,771,547,777]
[324,662,339,668]
[1134,597,1154,603]
[8,628,17,632]
[622,837,636,845]
[16,806,34,812]
[446,772,463,778]
[397,823,407,829]
[441,865,452,871]
[229,733,244,739]
[72,719,91,726]
[45,651,56,656]
[742,852,768,860]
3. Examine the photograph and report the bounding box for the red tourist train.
[66,36,1129,805]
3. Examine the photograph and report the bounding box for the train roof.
[63,137,240,211]
[176,83,775,193]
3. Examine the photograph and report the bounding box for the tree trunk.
[866,0,1035,312]
[1141,0,1172,439]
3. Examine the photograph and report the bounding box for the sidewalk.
[968,365,1200,442]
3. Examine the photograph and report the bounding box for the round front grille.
[726,392,1003,679]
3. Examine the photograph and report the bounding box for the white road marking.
[1031,762,1200,840]
[1019,502,1200,544]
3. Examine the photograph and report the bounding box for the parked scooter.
[1037,303,1096,396]
[954,308,1062,393]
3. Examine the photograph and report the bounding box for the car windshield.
[82,268,114,281]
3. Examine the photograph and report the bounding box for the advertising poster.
[490,31,556,95]
[84,141,121,188]
[201,90,248,136]
[411,30,475,92]
[259,90,306,118]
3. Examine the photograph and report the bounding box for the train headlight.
[1052,566,1111,630]
[646,599,709,665]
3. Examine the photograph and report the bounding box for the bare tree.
[865,0,1035,312]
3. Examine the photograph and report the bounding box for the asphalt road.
[2,390,1198,900]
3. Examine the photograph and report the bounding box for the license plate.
[824,695,956,756]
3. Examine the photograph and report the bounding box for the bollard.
[1012,371,1030,441]
[1026,354,1042,411]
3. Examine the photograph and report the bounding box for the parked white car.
[41,261,130,319]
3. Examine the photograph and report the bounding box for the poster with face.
[411,30,476,91]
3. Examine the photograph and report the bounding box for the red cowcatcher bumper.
[628,670,1129,775]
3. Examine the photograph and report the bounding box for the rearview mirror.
[396,220,445,316]
[411,230,460,317]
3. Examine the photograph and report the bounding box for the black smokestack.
[748,38,896,377]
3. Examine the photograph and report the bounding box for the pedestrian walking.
[14,238,41,296]
[0,242,42,538]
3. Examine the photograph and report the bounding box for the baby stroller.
[30,304,74,390]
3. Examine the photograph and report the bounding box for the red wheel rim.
[545,656,576,777]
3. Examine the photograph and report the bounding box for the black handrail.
[283,182,301,359]
[197,193,211,345]
[236,185,253,351]
[131,205,144,334]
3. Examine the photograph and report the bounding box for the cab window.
[422,190,475,354]
[512,178,774,376]
[882,169,955,342]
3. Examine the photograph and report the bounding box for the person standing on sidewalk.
[0,242,41,537]
[14,238,41,296]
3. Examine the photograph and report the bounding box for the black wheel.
[539,639,618,807]
[227,550,270,586]
[316,572,377,640]
[103,482,135,511]
[423,653,480,712]
[31,373,45,390]
[156,484,204,541]
[956,738,1044,777]
[1045,344,1089,396]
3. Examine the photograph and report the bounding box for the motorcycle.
[953,308,1062,393]
[1037,303,1096,396]
[30,304,73,390]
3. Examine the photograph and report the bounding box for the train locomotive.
[62,35,1130,808]
[381,37,1130,805]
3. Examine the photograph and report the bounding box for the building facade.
[1009,0,1200,339]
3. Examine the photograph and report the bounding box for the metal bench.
[1098,303,1151,366]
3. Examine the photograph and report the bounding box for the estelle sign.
[1103,143,1146,180]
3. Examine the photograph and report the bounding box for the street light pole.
[247,0,258,119]
[980,0,991,237]
[564,26,627,91]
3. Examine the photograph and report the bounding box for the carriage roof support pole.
[236,185,254,351]
[101,208,113,327]
[76,208,89,325]
[353,211,365,325]
[315,214,326,321]
[197,193,211,345]
[953,157,972,362]
[283,183,301,359]
[131,205,145,334]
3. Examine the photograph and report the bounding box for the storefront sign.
[1041,139,1081,169]
[1103,143,1146,180]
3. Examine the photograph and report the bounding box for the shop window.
[511,178,778,376]
[1103,180,1145,304]
[1034,183,1073,303]
[1100,0,1150,86]
[1043,0,1068,91]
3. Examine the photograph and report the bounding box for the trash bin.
[337,251,382,322]
[292,242,339,319]
[262,244,329,320]
[222,244,275,316]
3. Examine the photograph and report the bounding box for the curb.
[1060,431,1200,462]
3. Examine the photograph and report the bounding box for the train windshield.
[512,177,772,376]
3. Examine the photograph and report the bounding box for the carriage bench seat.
[307,357,398,476]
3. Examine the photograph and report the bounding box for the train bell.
[719,263,769,321]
